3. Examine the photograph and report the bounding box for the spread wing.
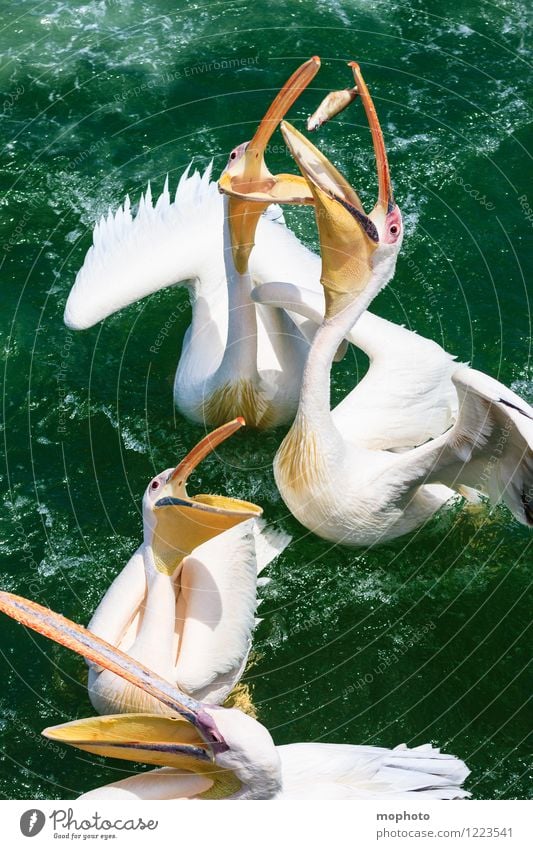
[64,163,319,335]
[64,165,222,329]
[405,366,533,525]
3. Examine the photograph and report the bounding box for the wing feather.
[174,519,288,703]
[407,367,533,524]
[278,742,470,799]
[64,163,221,329]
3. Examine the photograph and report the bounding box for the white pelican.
[0,592,471,800]
[64,55,458,439]
[231,64,533,546]
[64,60,322,429]
[85,417,289,715]
[65,159,462,445]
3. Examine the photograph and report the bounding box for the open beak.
[218,57,320,272]
[43,712,213,769]
[0,591,227,758]
[151,418,262,575]
[277,63,394,318]
[43,710,243,797]
[280,120,379,317]
[349,62,394,216]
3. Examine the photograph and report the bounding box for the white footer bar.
[3,799,531,848]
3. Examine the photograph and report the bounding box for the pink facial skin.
[383,206,403,245]
[224,141,249,171]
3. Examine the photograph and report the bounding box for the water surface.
[0,0,531,799]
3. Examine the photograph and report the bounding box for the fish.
[307,86,358,131]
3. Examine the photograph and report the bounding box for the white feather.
[86,516,287,712]
[277,742,470,799]
[412,367,533,525]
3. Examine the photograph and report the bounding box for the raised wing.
[64,165,221,329]
[407,366,533,524]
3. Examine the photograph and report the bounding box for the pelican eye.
[230,150,237,160]
[390,224,399,235]
[150,480,160,490]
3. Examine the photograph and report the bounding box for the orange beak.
[219,57,320,272]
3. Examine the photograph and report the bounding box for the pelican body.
[0,592,471,800]
[222,62,533,546]
[86,419,289,714]
[65,61,322,429]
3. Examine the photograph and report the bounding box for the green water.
[0,0,531,800]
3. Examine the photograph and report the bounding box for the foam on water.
[0,0,531,800]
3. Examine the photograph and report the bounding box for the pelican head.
[0,591,281,799]
[144,418,262,575]
[280,62,403,317]
[218,57,320,272]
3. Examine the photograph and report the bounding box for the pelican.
[228,63,533,546]
[64,60,323,429]
[65,56,459,440]
[85,417,289,715]
[0,592,471,800]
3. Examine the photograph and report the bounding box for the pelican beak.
[43,713,213,768]
[218,57,320,272]
[43,711,242,796]
[151,418,262,574]
[0,592,228,758]
[349,62,395,219]
[280,120,379,317]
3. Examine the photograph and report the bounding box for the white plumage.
[87,519,288,713]
[75,708,470,800]
[65,164,312,428]
[262,119,533,546]
[0,590,471,801]
[276,741,470,799]
[268,284,533,546]
[64,165,456,432]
